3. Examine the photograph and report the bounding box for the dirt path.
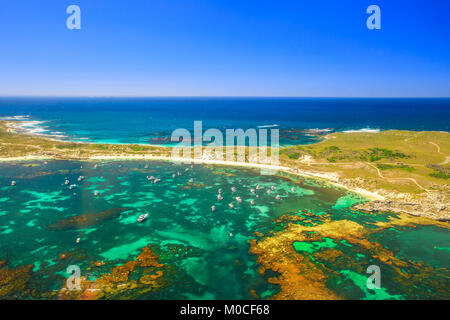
[441,156,450,165]
[429,142,449,165]
[429,142,441,153]
[366,162,429,192]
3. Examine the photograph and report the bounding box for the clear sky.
[1,0,449,97]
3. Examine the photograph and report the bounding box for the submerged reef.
[0,244,189,300]
[250,212,450,300]
[0,261,32,299]
[48,208,129,230]
[58,246,170,300]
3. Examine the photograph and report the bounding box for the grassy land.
[280,130,450,195]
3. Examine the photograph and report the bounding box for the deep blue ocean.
[0,97,449,146]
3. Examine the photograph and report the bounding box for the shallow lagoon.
[0,160,448,299]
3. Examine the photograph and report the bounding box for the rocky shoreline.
[344,178,449,221]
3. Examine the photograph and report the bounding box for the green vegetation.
[365,148,409,162]
[430,172,450,179]
[288,152,300,159]
[90,144,109,150]
[427,164,450,179]
[283,144,410,163]
[377,164,415,172]
[131,145,146,151]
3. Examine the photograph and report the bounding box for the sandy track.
[366,162,429,192]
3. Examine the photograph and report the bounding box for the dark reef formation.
[48,208,129,230]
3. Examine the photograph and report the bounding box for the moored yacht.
[137,213,149,223]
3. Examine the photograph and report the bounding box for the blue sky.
[0,0,449,97]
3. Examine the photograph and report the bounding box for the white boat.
[137,213,149,223]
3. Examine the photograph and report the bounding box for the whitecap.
[257,124,279,128]
[342,128,381,133]
[306,128,333,133]
[0,115,30,120]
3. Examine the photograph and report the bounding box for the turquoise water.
[0,160,449,299]
[0,160,343,299]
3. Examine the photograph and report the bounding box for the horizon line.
[1,95,450,99]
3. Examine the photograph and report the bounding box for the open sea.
[0,97,449,146]
[0,97,449,299]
